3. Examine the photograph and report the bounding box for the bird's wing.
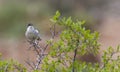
[35,29,39,34]
[34,29,41,40]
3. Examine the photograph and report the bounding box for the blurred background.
[0,0,120,65]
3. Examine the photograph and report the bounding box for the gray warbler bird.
[25,23,41,44]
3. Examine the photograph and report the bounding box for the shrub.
[1,11,120,72]
[0,54,26,72]
[40,11,100,72]
[39,11,120,72]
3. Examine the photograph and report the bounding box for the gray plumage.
[25,23,41,43]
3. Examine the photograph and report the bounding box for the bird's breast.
[25,30,37,40]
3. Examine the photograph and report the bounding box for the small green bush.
[0,54,26,72]
[40,11,120,72]
[0,11,120,72]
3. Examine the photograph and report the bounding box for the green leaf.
[117,45,120,52]
[50,10,61,23]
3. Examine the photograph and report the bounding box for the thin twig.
[4,63,9,72]
[34,45,43,70]
[14,64,24,72]
[50,24,56,39]
[101,52,115,69]
[43,44,49,52]
[34,24,56,70]
[25,60,34,70]
[72,39,79,72]
[72,48,78,72]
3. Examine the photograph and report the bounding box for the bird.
[25,23,41,44]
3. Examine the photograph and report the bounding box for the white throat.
[27,26,34,32]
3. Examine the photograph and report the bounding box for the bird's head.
[27,23,33,27]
